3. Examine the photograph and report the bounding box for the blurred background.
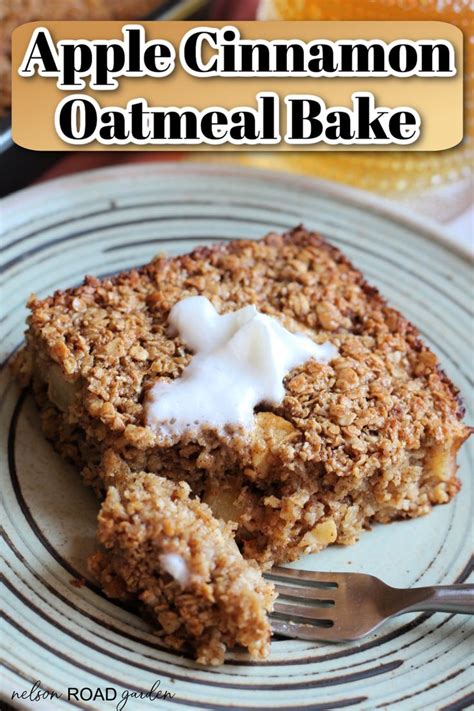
[1,0,472,249]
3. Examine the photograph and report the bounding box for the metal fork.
[265,567,474,642]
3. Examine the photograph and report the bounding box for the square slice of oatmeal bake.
[14,227,471,569]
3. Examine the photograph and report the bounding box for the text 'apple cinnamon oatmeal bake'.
[13,227,471,662]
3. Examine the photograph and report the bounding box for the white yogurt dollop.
[159,553,190,587]
[145,296,337,436]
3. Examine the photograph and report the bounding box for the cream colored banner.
[11,21,463,151]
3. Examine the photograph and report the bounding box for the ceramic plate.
[1,164,473,710]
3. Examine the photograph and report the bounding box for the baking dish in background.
[0,0,210,197]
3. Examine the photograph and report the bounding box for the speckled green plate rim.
[1,163,473,711]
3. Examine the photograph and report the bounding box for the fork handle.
[391,585,474,616]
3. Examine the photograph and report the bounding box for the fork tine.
[272,600,335,622]
[267,567,341,587]
[272,582,337,602]
[271,619,338,642]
